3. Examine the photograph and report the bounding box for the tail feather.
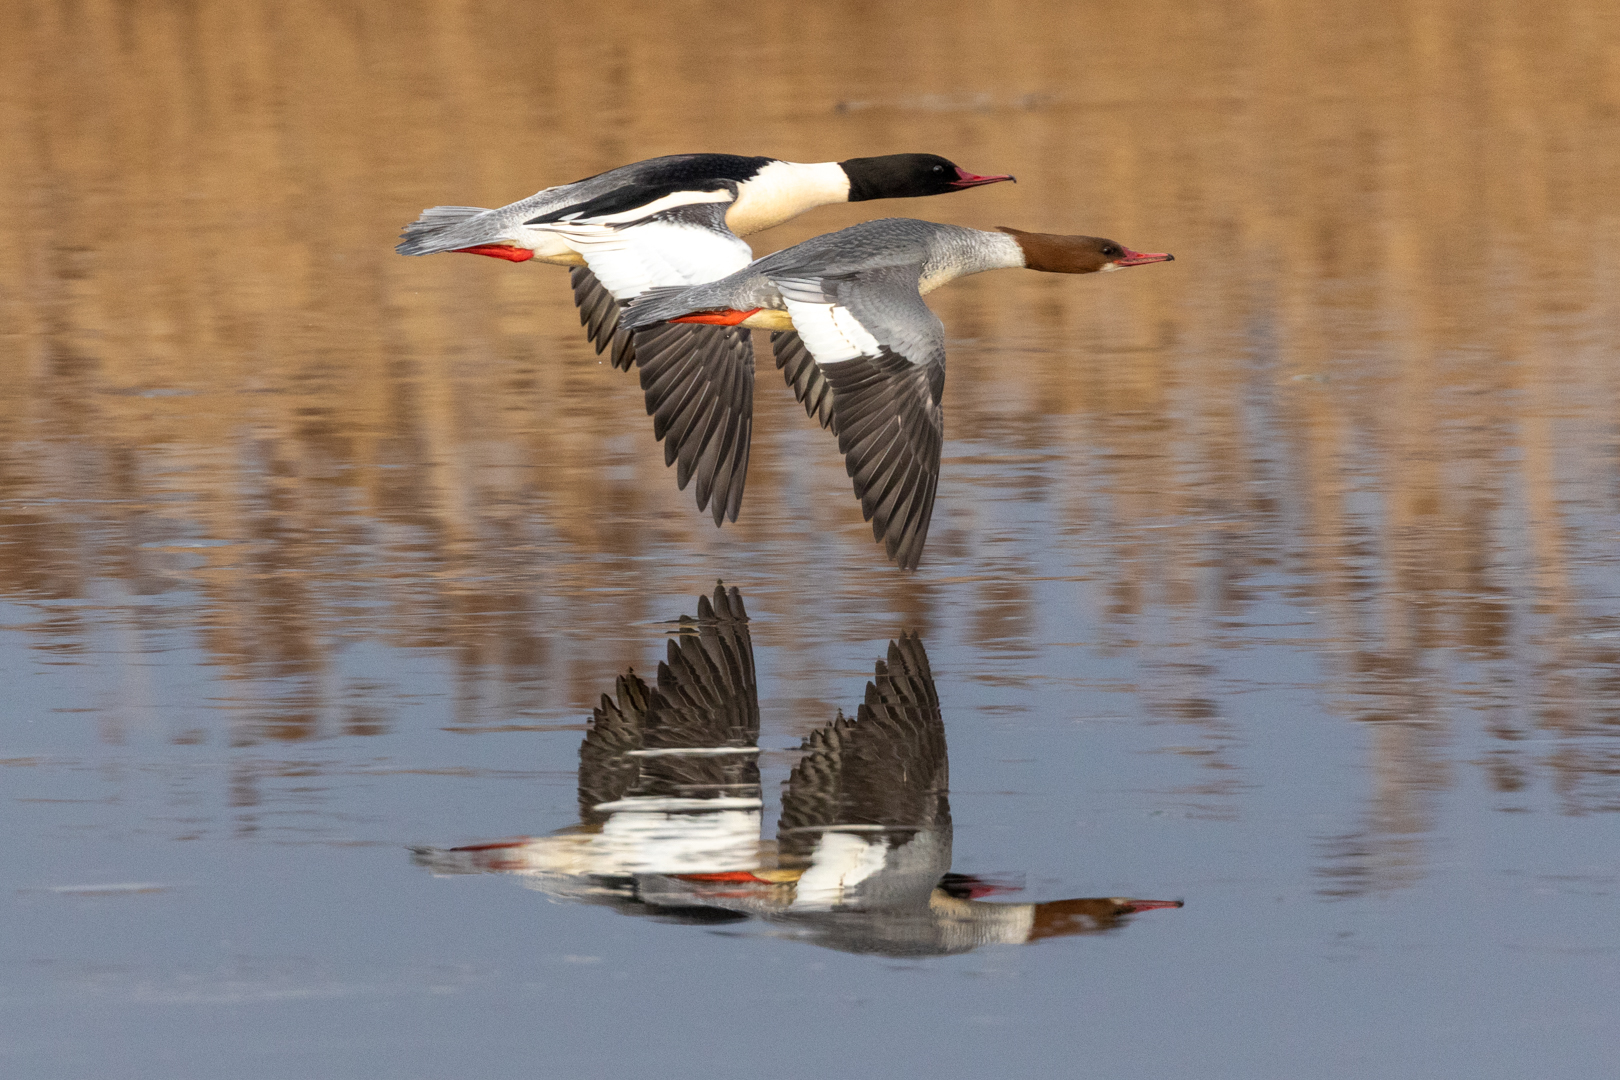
[396,205,496,255]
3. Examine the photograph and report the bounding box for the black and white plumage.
[397,153,1014,525]
[622,218,1174,569]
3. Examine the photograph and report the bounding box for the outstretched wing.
[634,322,754,524]
[571,266,636,372]
[558,201,758,526]
[778,633,947,861]
[771,265,946,570]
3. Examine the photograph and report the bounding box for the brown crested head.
[997,227,1174,274]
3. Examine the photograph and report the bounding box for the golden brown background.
[3,0,1618,842]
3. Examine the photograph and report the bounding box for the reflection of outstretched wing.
[644,586,758,752]
[779,633,946,862]
[577,586,758,824]
[578,669,653,825]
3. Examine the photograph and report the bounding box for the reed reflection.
[413,587,1181,955]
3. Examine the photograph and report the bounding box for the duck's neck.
[723,160,851,237]
[918,227,1027,295]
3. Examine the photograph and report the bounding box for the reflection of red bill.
[1117,898,1185,912]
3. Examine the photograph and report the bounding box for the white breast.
[725,160,850,237]
[550,219,755,300]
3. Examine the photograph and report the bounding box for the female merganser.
[397,154,1012,524]
[621,218,1174,569]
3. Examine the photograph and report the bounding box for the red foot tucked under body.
[670,308,761,326]
[454,244,535,262]
[676,871,770,883]
[1120,899,1185,912]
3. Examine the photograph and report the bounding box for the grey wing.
[579,587,758,819]
[771,331,835,430]
[778,633,947,860]
[563,200,757,526]
[578,669,652,825]
[629,587,761,804]
[571,266,636,372]
[633,322,754,525]
[775,266,947,570]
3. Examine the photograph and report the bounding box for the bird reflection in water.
[413,587,1181,956]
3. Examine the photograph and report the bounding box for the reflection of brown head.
[1026,896,1184,941]
[997,227,1175,273]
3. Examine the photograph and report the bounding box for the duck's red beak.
[949,167,1016,188]
[454,244,535,262]
[1112,247,1174,267]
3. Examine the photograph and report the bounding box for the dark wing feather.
[773,266,947,570]
[578,587,758,818]
[778,633,947,861]
[771,330,835,430]
[823,350,943,570]
[571,266,636,371]
[630,586,760,803]
[561,200,756,525]
[578,669,652,825]
[633,323,754,525]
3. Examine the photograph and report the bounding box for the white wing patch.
[554,221,754,300]
[559,186,733,225]
[781,296,885,364]
[789,832,891,910]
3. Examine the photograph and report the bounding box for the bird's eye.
[933,165,944,172]
[1103,245,1121,257]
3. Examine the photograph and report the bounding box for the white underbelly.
[512,227,586,265]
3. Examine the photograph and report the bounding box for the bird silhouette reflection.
[413,586,1181,956]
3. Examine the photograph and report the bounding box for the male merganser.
[413,587,1182,955]
[396,154,1013,524]
[620,219,1174,569]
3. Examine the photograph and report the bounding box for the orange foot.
[454,245,535,262]
[671,308,761,326]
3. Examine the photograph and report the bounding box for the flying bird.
[397,154,1014,523]
[621,218,1174,569]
